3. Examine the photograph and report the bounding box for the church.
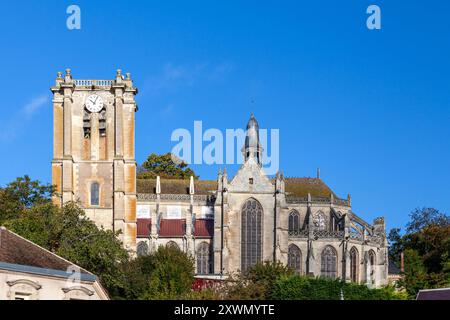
[50,69,389,287]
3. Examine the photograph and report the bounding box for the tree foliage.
[388,207,450,298]
[137,153,198,180]
[271,276,405,300]
[0,176,198,300]
[246,261,294,299]
[406,207,450,234]
[4,202,129,292]
[0,176,129,294]
[0,175,53,224]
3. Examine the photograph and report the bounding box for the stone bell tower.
[50,69,138,251]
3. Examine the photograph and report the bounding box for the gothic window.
[288,211,300,234]
[90,182,99,206]
[166,241,180,250]
[288,244,302,274]
[196,242,211,275]
[137,241,149,257]
[350,247,359,283]
[314,211,327,231]
[83,109,91,138]
[241,198,262,273]
[321,246,337,279]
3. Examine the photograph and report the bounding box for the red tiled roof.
[136,218,214,238]
[159,219,186,237]
[194,219,214,238]
[0,227,90,274]
[137,218,151,237]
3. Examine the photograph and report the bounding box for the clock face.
[85,94,104,113]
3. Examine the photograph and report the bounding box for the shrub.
[271,275,406,300]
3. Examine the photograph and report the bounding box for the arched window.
[90,182,99,206]
[197,242,211,275]
[288,244,302,274]
[166,241,180,250]
[321,246,337,279]
[137,241,149,257]
[288,211,300,234]
[350,247,359,283]
[314,211,327,231]
[241,198,263,273]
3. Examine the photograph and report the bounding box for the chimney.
[317,168,321,179]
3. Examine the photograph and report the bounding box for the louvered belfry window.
[241,199,262,273]
[321,246,337,279]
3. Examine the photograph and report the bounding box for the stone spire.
[189,176,195,195]
[242,113,263,164]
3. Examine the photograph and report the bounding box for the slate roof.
[416,288,450,300]
[388,260,401,275]
[137,177,337,198]
[0,226,90,275]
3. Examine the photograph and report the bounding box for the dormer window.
[90,182,100,206]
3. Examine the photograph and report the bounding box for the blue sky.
[0,1,449,232]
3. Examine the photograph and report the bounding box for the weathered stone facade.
[51,69,138,251]
[134,115,389,287]
[52,71,388,286]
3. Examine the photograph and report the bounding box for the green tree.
[138,153,198,180]
[141,245,195,299]
[4,201,129,294]
[388,227,404,266]
[271,276,404,300]
[0,175,53,224]
[388,207,450,298]
[112,245,195,300]
[246,261,294,299]
[406,207,450,234]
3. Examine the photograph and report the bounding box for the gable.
[228,157,274,193]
